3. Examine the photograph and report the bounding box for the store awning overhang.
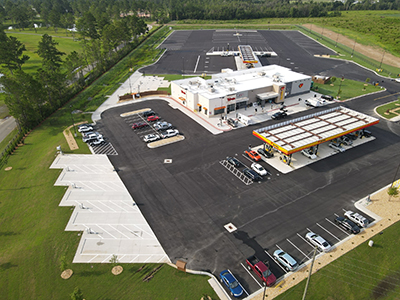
[257,92,279,100]
[253,106,379,155]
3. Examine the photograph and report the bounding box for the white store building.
[171,65,312,118]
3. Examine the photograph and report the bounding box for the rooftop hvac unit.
[258,72,266,76]
[229,87,235,91]
[209,87,215,93]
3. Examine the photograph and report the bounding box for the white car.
[143,134,160,143]
[305,232,332,252]
[78,125,94,133]
[251,162,268,176]
[328,142,345,152]
[89,137,105,146]
[344,211,369,228]
[82,132,103,143]
[301,149,317,160]
[161,129,179,139]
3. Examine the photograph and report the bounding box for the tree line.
[0,12,147,131]
[1,0,400,28]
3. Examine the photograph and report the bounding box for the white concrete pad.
[50,154,170,264]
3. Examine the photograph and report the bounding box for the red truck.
[246,255,276,287]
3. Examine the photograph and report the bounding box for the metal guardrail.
[220,160,253,185]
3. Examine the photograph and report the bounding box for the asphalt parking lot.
[100,30,400,296]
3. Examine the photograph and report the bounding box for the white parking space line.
[88,255,99,263]
[98,201,117,212]
[334,213,340,217]
[130,255,139,263]
[306,227,312,232]
[316,222,341,242]
[266,250,287,273]
[229,269,249,296]
[102,254,112,263]
[288,238,310,260]
[275,244,283,251]
[325,218,350,236]
[110,201,129,212]
[108,225,131,239]
[86,201,105,212]
[240,263,263,288]
[194,55,200,73]
[97,225,118,239]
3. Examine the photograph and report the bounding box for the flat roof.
[253,106,379,155]
[173,65,311,99]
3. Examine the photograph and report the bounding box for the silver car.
[305,232,332,252]
[273,250,298,272]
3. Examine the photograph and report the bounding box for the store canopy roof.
[253,106,379,155]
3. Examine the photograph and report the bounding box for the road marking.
[316,222,341,241]
[374,91,400,101]
[275,244,282,251]
[334,213,340,217]
[97,225,118,239]
[325,218,350,236]
[194,55,200,73]
[241,263,263,288]
[287,238,310,260]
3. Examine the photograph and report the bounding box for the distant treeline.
[1,0,400,27]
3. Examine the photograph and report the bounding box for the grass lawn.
[275,221,400,300]
[376,99,400,119]
[311,78,383,100]
[5,30,82,74]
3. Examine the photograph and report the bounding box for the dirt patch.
[112,265,123,275]
[371,272,400,299]
[302,24,400,69]
[61,269,73,279]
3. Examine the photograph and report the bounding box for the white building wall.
[290,78,312,95]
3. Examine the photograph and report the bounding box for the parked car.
[257,148,274,158]
[273,250,299,272]
[346,132,359,140]
[89,137,105,146]
[143,134,161,143]
[132,122,149,129]
[321,94,334,101]
[153,121,172,131]
[147,115,160,122]
[334,217,360,234]
[142,110,155,117]
[329,142,346,152]
[219,269,243,297]
[160,129,179,139]
[301,149,317,160]
[251,162,268,176]
[227,118,238,128]
[244,150,261,162]
[305,232,332,252]
[82,132,103,143]
[361,129,372,138]
[226,156,242,168]
[271,111,288,120]
[246,255,276,286]
[243,168,262,181]
[78,125,94,133]
[344,211,369,228]
[339,136,353,146]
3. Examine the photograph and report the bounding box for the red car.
[244,150,261,161]
[132,122,148,129]
[147,115,160,122]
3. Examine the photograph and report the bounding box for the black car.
[334,217,360,234]
[361,129,372,138]
[243,168,262,181]
[257,148,274,158]
[321,94,334,101]
[226,156,242,167]
[271,111,288,120]
[142,110,155,117]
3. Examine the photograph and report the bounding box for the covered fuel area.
[252,106,379,171]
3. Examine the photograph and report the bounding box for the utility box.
[176,260,187,272]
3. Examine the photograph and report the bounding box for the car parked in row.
[132,122,148,130]
[142,110,155,117]
[89,137,105,146]
[329,142,345,152]
[344,211,369,228]
[78,124,94,133]
[83,132,103,143]
[243,168,262,182]
[153,121,172,131]
[160,129,179,139]
[226,156,242,168]
[334,217,360,234]
[251,162,268,176]
[147,115,160,122]
[219,269,243,298]
[143,133,161,143]
[244,150,261,162]
[301,149,317,160]
[305,232,332,252]
[257,148,274,158]
[273,250,299,272]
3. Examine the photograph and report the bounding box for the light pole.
[351,38,357,57]
[379,50,386,70]
[335,33,339,47]
[302,247,318,300]
[337,76,343,99]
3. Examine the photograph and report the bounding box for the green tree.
[36,34,65,71]
[0,31,30,75]
[76,12,99,40]
[70,287,84,300]
[64,50,85,85]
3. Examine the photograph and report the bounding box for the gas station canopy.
[253,106,379,155]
